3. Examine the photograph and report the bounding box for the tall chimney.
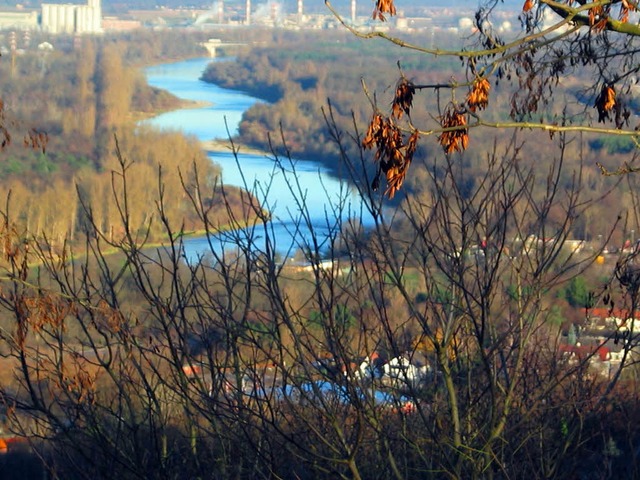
[351,0,356,23]
[218,0,224,23]
[246,0,251,24]
[298,0,303,17]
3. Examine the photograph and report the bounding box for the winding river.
[143,57,373,261]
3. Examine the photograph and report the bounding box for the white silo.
[76,5,85,33]
[72,5,78,33]
[49,4,59,33]
[40,0,101,34]
[56,5,64,33]
[41,3,51,31]
[66,5,77,34]
[60,5,67,33]
[77,5,91,33]
[89,0,101,32]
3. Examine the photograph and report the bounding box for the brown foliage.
[438,106,469,154]
[466,77,490,113]
[588,5,608,32]
[372,0,396,21]
[594,84,616,123]
[363,113,419,198]
[620,0,637,22]
[22,294,74,333]
[391,78,415,120]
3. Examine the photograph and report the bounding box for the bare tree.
[2,6,640,474]
[324,0,640,195]
[0,115,634,479]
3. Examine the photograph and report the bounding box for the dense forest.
[201,30,463,161]
[203,29,640,168]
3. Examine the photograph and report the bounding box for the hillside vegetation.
[201,28,635,244]
[0,30,258,250]
[0,19,639,480]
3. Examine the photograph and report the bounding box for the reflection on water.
[143,57,372,260]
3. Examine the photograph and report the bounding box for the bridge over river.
[200,38,248,57]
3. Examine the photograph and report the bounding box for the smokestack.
[297,0,303,17]
[218,0,224,23]
[246,0,251,24]
[351,0,356,23]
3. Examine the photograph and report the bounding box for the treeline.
[199,30,468,160]
[201,29,602,172]
[201,30,458,162]
[7,30,209,150]
[0,129,228,246]
[0,30,255,250]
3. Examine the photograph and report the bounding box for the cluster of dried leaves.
[523,0,637,28]
[391,78,415,119]
[0,220,99,406]
[372,0,396,21]
[619,0,637,22]
[60,362,98,405]
[435,76,490,154]
[585,0,638,31]
[362,78,419,198]
[363,74,490,197]
[95,299,127,334]
[22,294,75,333]
[588,5,608,32]
[11,293,75,351]
[438,107,469,154]
[594,84,616,123]
[522,0,639,128]
[10,292,74,350]
[0,218,29,280]
[466,78,490,112]
[363,112,419,199]
[35,354,99,406]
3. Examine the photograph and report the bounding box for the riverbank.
[201,138,270,156]
[143,57,375,259]
[130,98,213,123]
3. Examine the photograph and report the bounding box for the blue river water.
[143,57,373,261]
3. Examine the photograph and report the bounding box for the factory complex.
[0,0,520,38]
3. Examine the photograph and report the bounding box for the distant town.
[0,0,523,49]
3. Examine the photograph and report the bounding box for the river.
[143,57,373,261]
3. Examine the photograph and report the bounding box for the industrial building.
[0,10,38,30]
[41,0,102,34]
